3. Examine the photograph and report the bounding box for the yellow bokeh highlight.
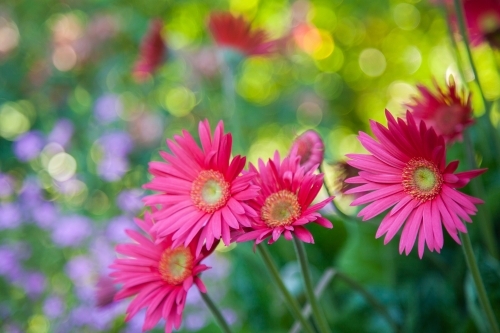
[0,102,31,140]
[27,315,49,333]
[230,0,259,14]
[308,5,337,32]
[164,86,197,117]
[237,58,279,105]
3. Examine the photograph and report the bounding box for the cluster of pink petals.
[288,130,324,173]
[133,19,167,82]
[208,12,276,56]
[110,211,210,333]
[143,120,259,255]
[236,151,333,245]
[346,110,486,258]
[406,80,473,144]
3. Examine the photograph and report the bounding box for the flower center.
[402,157,443,202]
[191,170,230,213]
[261,190,301,228]
[158,247,194,285]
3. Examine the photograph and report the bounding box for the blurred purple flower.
[124,310,147,333]
[4,324,22,333]
[0,246,22,281]
[32,202,58,229]
[89,237,115,274]
[116,189,144,214]
[106,215,135,243]
[0,202,22,229]
[43,295,65,318]
[0,173,14,198]
[65,255,94,284]
[97,155,129,182]
[184,311,208,331]
[13,131,44,162]
[48,119,74,147]
[19,178,43,208]
[222,308,238,326]
[52,215,91,247]
[16,271,46,299]
[98,131,133,157]
[94,94,123,124]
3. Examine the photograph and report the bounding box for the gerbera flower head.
[345,110,486,258]
[462,0,500,47]
[95,274,118,308]
[406,79,473,143]
[208,12,275,57]
[331,161,360,196]
[236,151,333,245]
[133,19,167,82]
[110,210,211,333]
[288,130,324,173]
[143,119,260,255]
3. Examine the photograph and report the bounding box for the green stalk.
[293,238,332,333]
[460,232,500,333]
[452,0,500,167]
[290,268,335,333]
[201,291,233,333]
[257,244,316,333]
[463,131,499,258]
[220,51,244,155]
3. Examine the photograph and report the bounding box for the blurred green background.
[1,0,500,332]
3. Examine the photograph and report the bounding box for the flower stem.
[333,270,399,333]
[460,232,500,333]
[221,53,244,155]
[257,244,316,333]
[452,0,500,167]
[201,291,233,333]
[289,268,335,333]
[463,131,498,258]
[293,238,332,333]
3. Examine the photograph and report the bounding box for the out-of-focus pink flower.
[236,151,333,245]
[133,19,166,82]
[95,275,118,308]
[208,12,276,56]
[406,79,472,144]
[143,120,259,255]
[110,211,211,333]
[346,110,486,258]
[462,0,500,46]
[331,161,360,196]
[288,130,324,173]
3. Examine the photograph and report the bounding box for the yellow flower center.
[402,157,443,202]
[158,247,194,285]
[261,190,301,227]
[191,170,230,213]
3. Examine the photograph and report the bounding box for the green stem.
[463,131,498,258]
[460,232,500,333]
[201,291,233,333]
[334,271,399,333]
[257,245,316,333]
[290,268,335,333]
[221,54,244,155]
[293,238,332,333]
[452,0,500,167]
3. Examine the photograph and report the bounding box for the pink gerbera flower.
[406,79,473,144]
[345,110,486,258]
[133,19,167,82]
[144,120,259,254]
[462,0,500,46]
[236,151,333,245]
[208,12,275,56]
[288,130,324,173]
[110,210,210,333]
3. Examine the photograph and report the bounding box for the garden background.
[1,0,500,332]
